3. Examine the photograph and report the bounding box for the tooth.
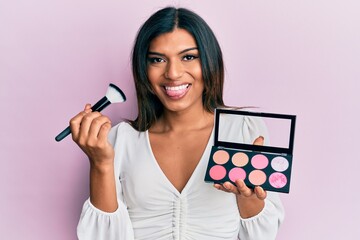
[165,84,189,91]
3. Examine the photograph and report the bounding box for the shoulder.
[108,121,140,146]
[242,113,269,144]
[218,109,269,144]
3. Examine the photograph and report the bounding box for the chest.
[149,129,212,193]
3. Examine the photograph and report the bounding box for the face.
[147,28,204,114]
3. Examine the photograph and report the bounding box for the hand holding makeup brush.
[69,104,115,167]
[70,104,118,212]
[214,136,267,219]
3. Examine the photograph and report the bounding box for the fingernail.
[256,186,263,194]
[236,179,244,187]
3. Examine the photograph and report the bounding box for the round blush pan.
[212,150,230,164]
[271,156,289,172]
[232,152,249,167]
[269,172,287,188]
[251,154,269,169]
[228,167,246,182]
[209,165,226,180]
[248,170,267,185]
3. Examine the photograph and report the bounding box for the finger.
[254,186,267,200]
[214,183,231,193]
[235,179,253,197]
[78,112,102,142]
[253,136,264,146]
[98,121,112,142]
[84,103,92,113]
[69,111,88,141]
[222,182,240,194]
[87,115,111,140]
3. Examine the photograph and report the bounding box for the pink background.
[1,0,359,239]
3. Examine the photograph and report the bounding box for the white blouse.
[77,116,284,240]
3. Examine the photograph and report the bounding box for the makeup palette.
[204,109,296,193]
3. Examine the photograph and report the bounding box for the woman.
[71,7,284,240]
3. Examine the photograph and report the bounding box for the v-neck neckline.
[145,127,214,196]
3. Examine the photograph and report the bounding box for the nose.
[165,60,184,80]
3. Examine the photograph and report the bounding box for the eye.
[148,57,165,63]
[182,55,199,61]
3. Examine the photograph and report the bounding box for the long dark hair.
[130,7,225,131]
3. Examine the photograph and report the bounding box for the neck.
[153,106,214,133]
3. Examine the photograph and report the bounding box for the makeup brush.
[55,83,126,142]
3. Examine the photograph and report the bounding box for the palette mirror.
[218,112,293,149]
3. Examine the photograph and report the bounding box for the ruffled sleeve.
[238,115,285,240]
[77,122,134,240]
[77,199,134,239]
[238,192,284,240]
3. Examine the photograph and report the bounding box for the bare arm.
[70,104,118,212]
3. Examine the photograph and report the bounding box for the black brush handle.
[55,97,110,142]
[91,96,110,112]
[55,127,71,142]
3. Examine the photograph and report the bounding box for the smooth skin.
[147,28,213,193]
[70,105,118,212]
[70,28,266,218]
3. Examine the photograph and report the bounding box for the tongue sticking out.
[164,85,189,98]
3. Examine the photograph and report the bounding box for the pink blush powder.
[209,165,226,181]
[228,168,246,182]
[269,172,287,188]
[251,154,269,169]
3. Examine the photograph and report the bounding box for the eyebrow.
[148,47,198,56]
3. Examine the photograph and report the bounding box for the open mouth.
[163,84,191,99]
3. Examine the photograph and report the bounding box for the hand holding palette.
[204,109,296,193]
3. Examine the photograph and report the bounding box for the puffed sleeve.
[77,122,135,240]
[238,116,285,240]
